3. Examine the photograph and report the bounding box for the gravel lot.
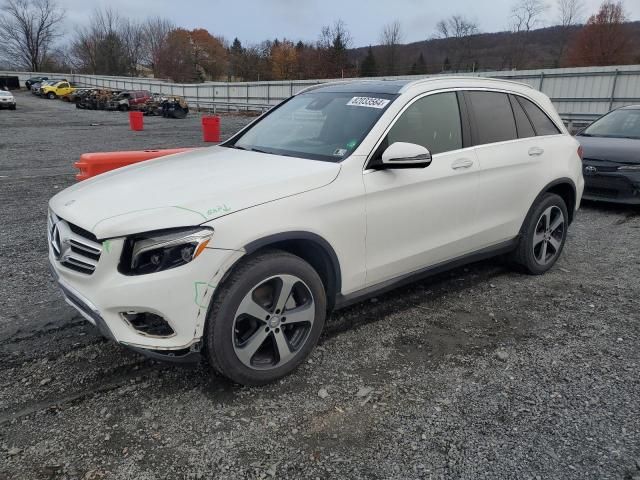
[1,91,639,480]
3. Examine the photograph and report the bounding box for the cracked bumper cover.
[48,238,242,357]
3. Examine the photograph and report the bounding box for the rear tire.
[204,250,326,386]
[510,193,568,275]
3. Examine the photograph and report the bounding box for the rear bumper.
[582,170,640,205]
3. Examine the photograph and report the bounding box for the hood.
[577,135,640,164]
[50,146,341,239]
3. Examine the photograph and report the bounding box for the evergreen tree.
[360,46,378,77]
[415,52,427,74]
[443,56,451,71]
[229,37,244,79]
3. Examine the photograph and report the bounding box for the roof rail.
[295,79,380,95]
[399,75,535,93]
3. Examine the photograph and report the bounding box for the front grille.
[583,158,621,173]
[48,211,102,275]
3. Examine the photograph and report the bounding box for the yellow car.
[41,81,76,100]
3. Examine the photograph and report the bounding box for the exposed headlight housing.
[618,165,640,171]
[119,227,213,275]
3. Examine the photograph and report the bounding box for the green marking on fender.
[102,239,111,254]
[173,206,207,221]
[206,204,231,216]
[194,281,216,308]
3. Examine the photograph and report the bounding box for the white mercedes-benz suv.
[48,77,584,385]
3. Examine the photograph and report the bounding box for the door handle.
[451,158,474,170]
[528,147,544,157]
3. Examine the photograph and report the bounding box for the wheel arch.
[520,178,577,235]
[228,232,342,312]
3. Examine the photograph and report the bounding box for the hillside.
[350,21,640,75]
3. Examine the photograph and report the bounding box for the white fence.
[4,65,640,129]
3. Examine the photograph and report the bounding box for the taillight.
[577,145,584,160]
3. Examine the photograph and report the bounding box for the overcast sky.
[59,0,639,47]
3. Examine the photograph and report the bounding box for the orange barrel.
[129,111,144,131]
[74,148,197,181]
[202,116,220,142]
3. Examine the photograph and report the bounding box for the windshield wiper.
[227,145,270,154]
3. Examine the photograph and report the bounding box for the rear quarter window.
[516,96,560,136]
[509,95,536,138]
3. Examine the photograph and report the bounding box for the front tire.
[204,250,326,386]
[47,92,56,100]
[510,193,569,275]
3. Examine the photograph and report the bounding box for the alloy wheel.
[232,274,315,370]
[532,205,565,265]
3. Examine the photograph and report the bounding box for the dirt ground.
[0,91,639,480]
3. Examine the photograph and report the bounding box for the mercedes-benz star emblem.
[50,220,71,261]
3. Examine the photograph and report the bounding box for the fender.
[220,231,343,297]
[519,177,578,235]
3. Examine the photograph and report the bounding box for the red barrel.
[129,111,144,131]
[202,116,220,142]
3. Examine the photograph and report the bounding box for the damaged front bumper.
[49,261,202,363]
[47,223,243,363]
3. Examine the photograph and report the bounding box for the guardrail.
[3,65,640,129]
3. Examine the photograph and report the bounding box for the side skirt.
[334,238,519,310]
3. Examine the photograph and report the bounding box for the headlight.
[119,227,213,275]
[618,165,640,171]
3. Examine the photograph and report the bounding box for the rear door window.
[466,91,518,145]
[509,95,536,138]
[516,97,560,136]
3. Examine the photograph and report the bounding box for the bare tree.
[120,19,145,75]
[142,16,174,76]
[0,0,64,71]
[380,20,403,75]
[555,0,584,64]
[505,0,549,69]
[558,0,584,26]
[511,0,549,32]
[436,15,479,71]
[70,8,133,76]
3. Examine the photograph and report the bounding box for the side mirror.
[381,142,432,168]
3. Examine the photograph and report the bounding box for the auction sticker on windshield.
[347,97,390,109]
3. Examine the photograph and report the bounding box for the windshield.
[0,91,12,97]
[581,108,640,139]
[227,91,396,162]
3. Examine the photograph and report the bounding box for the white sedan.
[0,90,16,109]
